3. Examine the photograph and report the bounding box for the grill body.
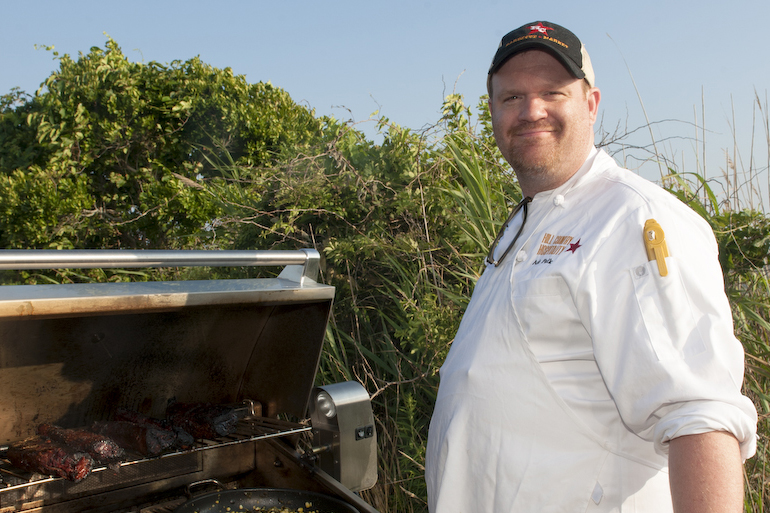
[0,250,378,513]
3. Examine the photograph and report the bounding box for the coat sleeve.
[578,197,757,461]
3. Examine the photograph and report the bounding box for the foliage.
[1,40,769,512]
[201,105,480,511]
[0,38,323,254]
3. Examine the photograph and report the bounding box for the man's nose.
[519,97,547,122]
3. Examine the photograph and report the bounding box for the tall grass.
[196,93,769,512]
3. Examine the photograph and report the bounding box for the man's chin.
[508,150,555,175]
[511,163,552,177]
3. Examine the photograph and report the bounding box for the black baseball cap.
[488,21,595,87]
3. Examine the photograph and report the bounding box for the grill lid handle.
[0,249,322,284]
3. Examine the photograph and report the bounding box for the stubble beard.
[501,122,564,190]
[500,121,591,195]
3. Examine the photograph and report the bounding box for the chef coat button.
[553,194,565,206]
[635,265,647,277]
[516,251,527,262]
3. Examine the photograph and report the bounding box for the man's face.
[488,50,600,196]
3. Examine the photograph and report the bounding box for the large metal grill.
[0,250,378,513]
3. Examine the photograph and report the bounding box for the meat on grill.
[115,408,194,449]
[114,407,170,431]
[90,420,176,457]
[166,402,239,439]
[5,437,93,482]
[37,423,125,463]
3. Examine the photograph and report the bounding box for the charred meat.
[6,437,93,482]
[115,408,194,449]
[114,408,169,430]
[166,402,239,439]
[91,420,176,457]
[37,423,125,463]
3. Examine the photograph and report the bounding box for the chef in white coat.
[425,20,757,512]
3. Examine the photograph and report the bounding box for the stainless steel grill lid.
[0,250,334,443]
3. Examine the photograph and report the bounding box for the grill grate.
[0,417,311,500]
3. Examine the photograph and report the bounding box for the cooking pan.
[174,488,361,513]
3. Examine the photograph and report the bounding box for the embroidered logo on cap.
[528,22,554,36]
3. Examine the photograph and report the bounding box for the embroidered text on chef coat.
[533,232,582,265]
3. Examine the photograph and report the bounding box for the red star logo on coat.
[528,22,554,35]
[567,239,582,253]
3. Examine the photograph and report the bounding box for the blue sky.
[2,0,768,209]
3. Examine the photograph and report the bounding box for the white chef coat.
[425,148,757,512]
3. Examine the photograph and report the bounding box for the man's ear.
[587,87,601,125]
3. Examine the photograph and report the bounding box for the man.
[425,21,757,512]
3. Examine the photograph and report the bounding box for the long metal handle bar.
[0,249,321,284]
